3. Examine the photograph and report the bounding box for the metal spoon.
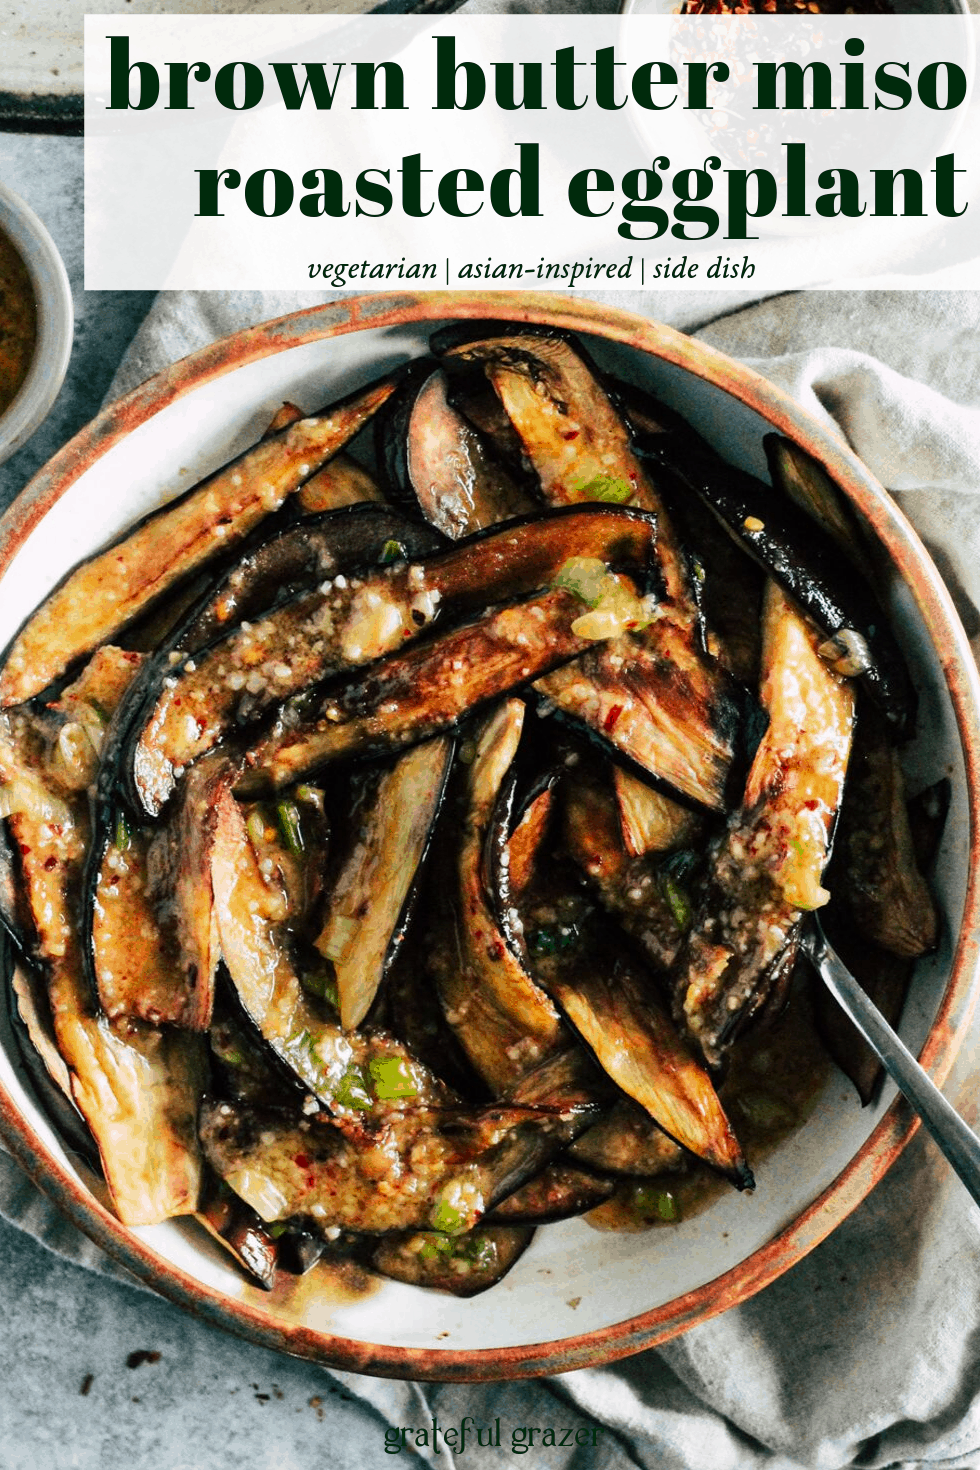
[802,918,980,1209]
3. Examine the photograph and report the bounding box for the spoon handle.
[807,924,980,1209]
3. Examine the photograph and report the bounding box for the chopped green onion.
[460,1233,496,1267]
[86,698,110,725]
[301,970,339,1010]
[368,1057,419,1100]
[431,1197,466,1235]
[380,538,407,565]
[276,800,305,856]
[418,1234,454,1260]
[661,874,692,933]
[634,1185,680,1223]
[553,556,607,607]
[530,924,578,958]
[114,810,132,851]
[334,1063,372,1111]
[246,807,269,849]
[294,784,325,813]
[268,1221,288,1239]
[574,474,633,504]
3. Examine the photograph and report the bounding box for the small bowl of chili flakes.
[0,181,73,467]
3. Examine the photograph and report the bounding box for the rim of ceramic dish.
[0,182,73,467]
[1,290,978,1381]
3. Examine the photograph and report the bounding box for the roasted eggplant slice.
[816,778,949,1104]
[0,377,398,707]
[368,1224,534,1295]
[120,505,444,817]
[377,359,537,536]
[197,1172,279,1290]
[566,1101,685,1177]
[131,504,654,814]
[530,933,751,1187]
[431,701,565,1094]
[432,323,692,606]
[315,735,454,1030]
[210,779,455,1118]
[239,586,618,791]
[835,711,938,959]
[671,581,856,1069]
[199,1091,600,1234]
[0,661,205,1225]
[89,756,232,1028]
[654,438,915,742]
[485,1162,615,1223]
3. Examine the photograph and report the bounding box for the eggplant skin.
[654,440,916,744]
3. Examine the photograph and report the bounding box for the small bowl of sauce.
[0,183,73,466]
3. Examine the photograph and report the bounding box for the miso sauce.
[0,227,36,416]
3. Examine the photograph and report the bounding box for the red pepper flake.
[804,799,820,811]
[603,704,624,732]
[43,855,57,871]
[294,1153,311,1170]
[125,1350,161,1369]
[561,429,580,441]
[18,844,31,856]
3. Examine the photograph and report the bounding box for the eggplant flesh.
[671,581,856,1070]
[0,376,398,709]
[199,1093,598,1234]
[378,360,537,537]
[315,735,454,1031]
[130,504,654,816]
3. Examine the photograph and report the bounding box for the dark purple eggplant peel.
[0,328,936,1297]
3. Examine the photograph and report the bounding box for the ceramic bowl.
[0,292,978,1380]
[0,182,73,466]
